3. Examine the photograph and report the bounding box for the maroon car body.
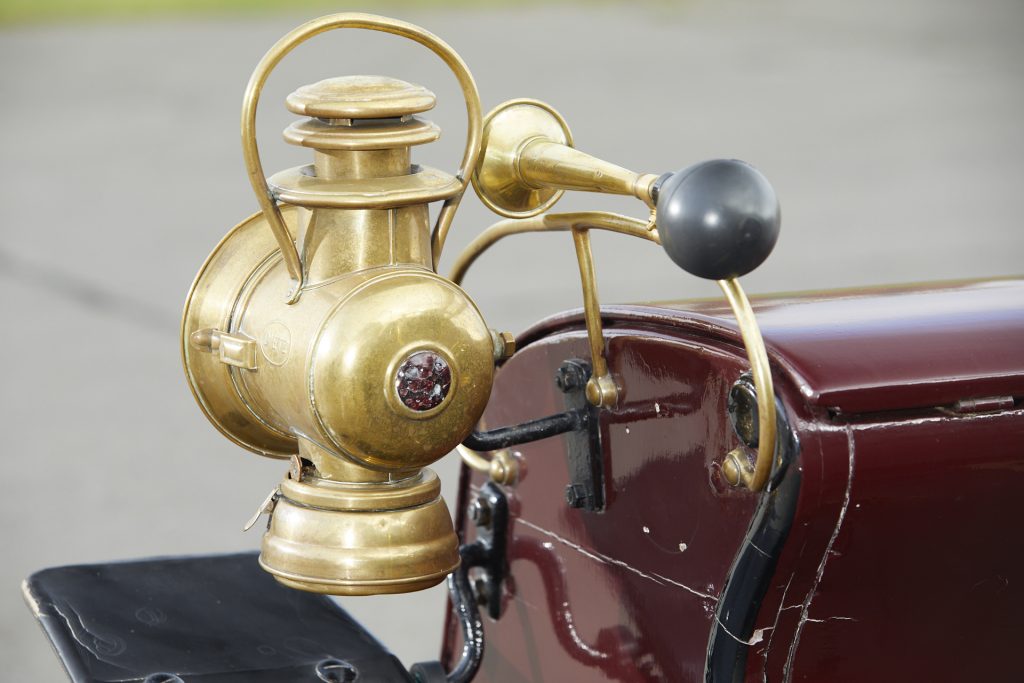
[444,277,1024,682]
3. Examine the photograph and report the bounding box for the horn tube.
[471,99,660,218]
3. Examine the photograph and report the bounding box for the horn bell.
[472,98,658,218]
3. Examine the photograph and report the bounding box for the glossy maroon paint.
[444,278,1024,681]
[763,410,1024,681]
[622,278,1024,415]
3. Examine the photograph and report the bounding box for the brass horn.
[462,98,783,492]
[471,99,661,217]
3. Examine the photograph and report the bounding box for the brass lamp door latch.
[188,328,257,370]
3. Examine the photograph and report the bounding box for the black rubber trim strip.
[705,395,801,683]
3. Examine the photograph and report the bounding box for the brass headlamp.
[183,16,495,595]
[183,13,781,598]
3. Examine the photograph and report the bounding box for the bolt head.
[722,448,751,488]
[489,450,519,485]
[556,363,588,393]
[497,331,516,359]
[565,483,587,508]
[468,498,492,527]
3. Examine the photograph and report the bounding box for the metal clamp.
[409,482,509,683]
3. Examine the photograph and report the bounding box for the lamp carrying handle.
[240,12,484,302]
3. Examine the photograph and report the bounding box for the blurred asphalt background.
[1,0,1022,679]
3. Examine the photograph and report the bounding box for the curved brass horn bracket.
[454,212,776,493]
[459,96,780,491]
[452,211,657,410]
[718,279,776,492]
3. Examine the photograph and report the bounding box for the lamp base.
[260,468,459,595]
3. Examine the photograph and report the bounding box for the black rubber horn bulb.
[655,159,780,280]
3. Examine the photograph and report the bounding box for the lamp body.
[182,77,495,594]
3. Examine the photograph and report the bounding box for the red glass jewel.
[395,351,452,411]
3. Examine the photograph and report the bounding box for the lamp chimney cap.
[286,75,436,120]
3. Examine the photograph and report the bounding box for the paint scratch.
[715,616,772,646]
[761,573,795,675]
[783,427,856,682]
[516,518,717,602]
[749,540,771,558]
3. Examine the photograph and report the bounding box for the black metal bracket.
[409,547,485,683]
[706,385,801,682]
[557,360,606,512]
[461,359,606,513]
[465,481,510,620]
[409,482,509,683]
[462,406,586,451]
